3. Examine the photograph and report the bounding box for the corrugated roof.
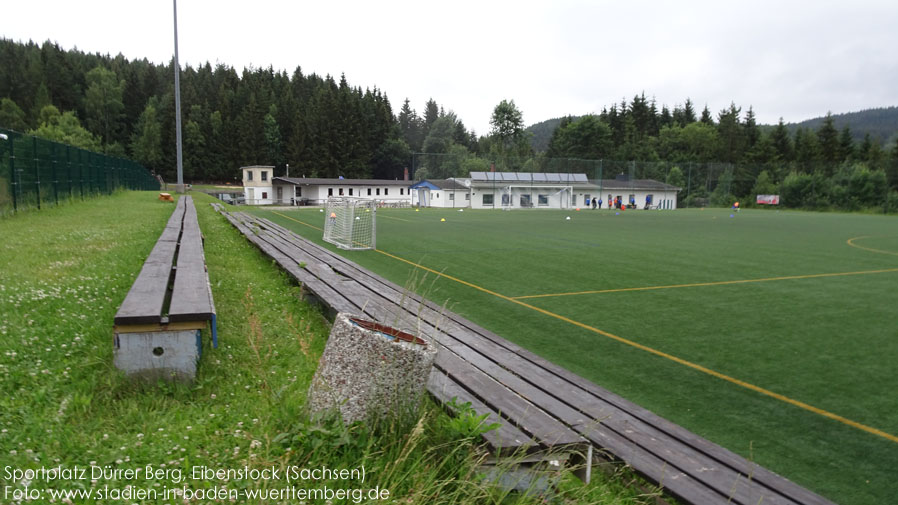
[469,172,589,183]
[464,173,680,191]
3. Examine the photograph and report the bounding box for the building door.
[247,188,255,205]
[276,186,283,204]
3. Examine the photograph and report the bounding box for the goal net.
[323,197,377,250]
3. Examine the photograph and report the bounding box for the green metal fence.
[0,128,159,216]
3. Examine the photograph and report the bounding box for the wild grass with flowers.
[0,190,659,504]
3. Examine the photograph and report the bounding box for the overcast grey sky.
[5,0,898,135]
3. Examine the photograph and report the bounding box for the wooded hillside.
[0,38,480,183]
[782,107,898,145]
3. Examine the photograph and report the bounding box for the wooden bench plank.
[435,348,584,448]
[258,230,433,338]
[158,195,186,242]
[168,198,214,322]
[227,214,360,315]
[168,233,213,322]
[427,367,535,455]
[114,239,177,325]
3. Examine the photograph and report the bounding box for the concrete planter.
[307,312,438,424]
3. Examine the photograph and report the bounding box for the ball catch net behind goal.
[323,197,377,250]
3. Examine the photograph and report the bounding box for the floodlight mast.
[173,0,184,193]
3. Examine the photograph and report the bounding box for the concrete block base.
[113,330,201,381]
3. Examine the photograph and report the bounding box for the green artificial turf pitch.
[250,205,898,505]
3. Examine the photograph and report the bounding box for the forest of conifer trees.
[0,39,423,182]
[1,38,897,210]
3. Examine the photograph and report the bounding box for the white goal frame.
[323,197,377,250]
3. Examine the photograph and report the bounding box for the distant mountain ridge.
[526,107,898,153]
[781,106,898,145]
[526,116,579,153]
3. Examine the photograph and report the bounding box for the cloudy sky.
[5,0,897,135]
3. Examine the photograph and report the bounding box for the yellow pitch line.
[270,210,323,231]
[379,214,413,222]
[374,250,898,445]
[847,236,898,257]
[513,268,898,300]
[374,248,510,298]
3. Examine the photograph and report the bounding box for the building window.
[400,188,404,195]
[538,194,548,206]
[376,188,381,195]
[367,188,372,196]
[385,188,389,195]
[449,193,455,200]
[501,194,511,206]
[246,171,253,181]
[262,192,268,200]
[338,188,344,196]
[483,194,494,206]
[261,171,268,182]
[435,192,439,198]
[520,194,531,207]
[328,188,333,196]
[465,193,470,201]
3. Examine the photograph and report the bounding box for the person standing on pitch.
[591,197,597,210]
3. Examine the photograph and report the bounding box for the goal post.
[323,197,377,250]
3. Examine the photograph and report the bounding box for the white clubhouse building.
[240,166,680,210]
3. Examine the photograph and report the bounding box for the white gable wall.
[242,166,275,205]
[414,188,470,208]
